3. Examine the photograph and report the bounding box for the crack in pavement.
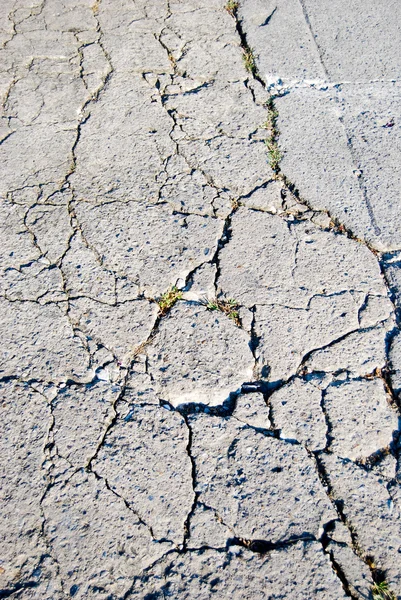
[1,0,401,598]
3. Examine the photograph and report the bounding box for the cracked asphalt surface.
[1,0,401,598]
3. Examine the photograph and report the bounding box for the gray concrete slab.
[1,0,401,598]
[301,0,401,81]
[241,1,401,251]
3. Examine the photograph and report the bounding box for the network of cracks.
[1,0,401,598]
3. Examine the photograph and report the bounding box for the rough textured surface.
[1,0,401,597]
[0,381,50,592]
[218,208,390,382]
[305,325,387,376]
[74,201,223,297]
[93,403,193,545]
[127,542,348,599]
[187,503,232,550]
[324,379,398,460]
[240,0,401,250]
[275,85,401,250]
[148,303,254,406]
[326,542,374,600]
[51,381,119,467]
[42,471,171,599]
[233,392,271,429]
[269,378,327,451]
[321,454,401,596]
[0,299,90,382]
[190,414,337,542]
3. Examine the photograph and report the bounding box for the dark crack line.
[260,7,277,27]
[227,533,316,554]
[296,0,381,236]
[296,0,329,79]
[180,414,199,550]
[313,452,386,589]
[323,546,361,599]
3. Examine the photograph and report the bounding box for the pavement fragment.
[74,201,222,297]
[148,302,254,407]
[324,378,398,461]
[269,378,327,451]
[321,454,401,596]
[42,470,171,600]
[190,413,337,542]
[128,541,348,599]
[93,404,194,545]
[233,391,271,429]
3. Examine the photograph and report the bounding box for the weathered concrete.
[0,381,51,593]
[148,303,254,407]
[128,542,348,599]
[190,414,337,542]
[1,0,401,597]
[93,403,193,544]
[324,378,397,460]
[42,470,171,599]
[233,391,271,429]
[275,85,401,250]
[269,378,327,451]
[321,454,401,596]
[240,0,401,250]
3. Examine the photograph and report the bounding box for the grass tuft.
[265,140,282,172]
[225,0,239,17]
[242,48,257,75]
[372,581,396,600]
[158,286,183,315]
[231,197,240,211]
[206,298,241,326]
[262,97,282,173]
[262,100,279,132]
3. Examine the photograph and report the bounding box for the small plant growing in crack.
[206,298,241,326]
[372,581,396,600]
[265,140,282,173]
[242,48,257,76]
[262,97,282,174]
[167,52,176,68]
[225,0,239,17]
[231,197,240,211]
[157,286,183,315]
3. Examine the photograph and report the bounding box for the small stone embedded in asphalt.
[1,0,401,597]
[241,382,263,393]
